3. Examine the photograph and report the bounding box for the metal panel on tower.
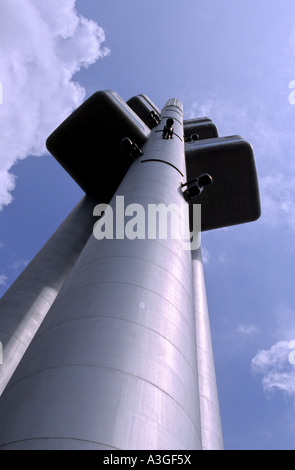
[183,117,219,142]
[46,90,151,202]
[127,95,161,129]
[185,135,261,231]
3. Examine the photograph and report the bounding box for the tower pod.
[46,90,151,202]
[183,117,219,142]
[185,136,261,231]
[127,94,161,129]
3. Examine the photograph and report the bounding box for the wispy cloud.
[237,323,259,336]
[252,340,295,398]
[8,259,29,271]
[201,246,211,264]
[0,0,110,210]
[251,306,295,400]
[0,274,8,286]
[259,174,295,231]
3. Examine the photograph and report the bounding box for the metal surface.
[183,117,219,141]
[0,100,202,450]
[127,95,161,129]
[185,136,261,231]
[139,94,161,116]
[192,248,224,450]
[0,195,95,396]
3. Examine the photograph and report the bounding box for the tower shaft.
[192,248,224,449]
[0,195,94,396]
[0,100,202,450]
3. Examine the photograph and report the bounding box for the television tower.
[0,91,260,450]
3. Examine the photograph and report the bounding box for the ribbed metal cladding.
[192,248,224,450]
[0,100,202,450]
[0,195,95,397]
[164,98,183,114]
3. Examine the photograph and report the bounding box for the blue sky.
[1,0,295,450]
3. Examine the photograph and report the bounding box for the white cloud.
[252,340,295,398]
[201,246,211,264]
[0,274,7,286]
[237,323,259,336]
[259,174,295,231]
[185,97,249,136]
[218,253,227,263]
[0,0,110,210]
[8,259,29,271]
[252,341,289,371]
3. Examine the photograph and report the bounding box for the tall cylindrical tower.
[192,248,224,450]
[0,195,95,396]
[0,100,202,450]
